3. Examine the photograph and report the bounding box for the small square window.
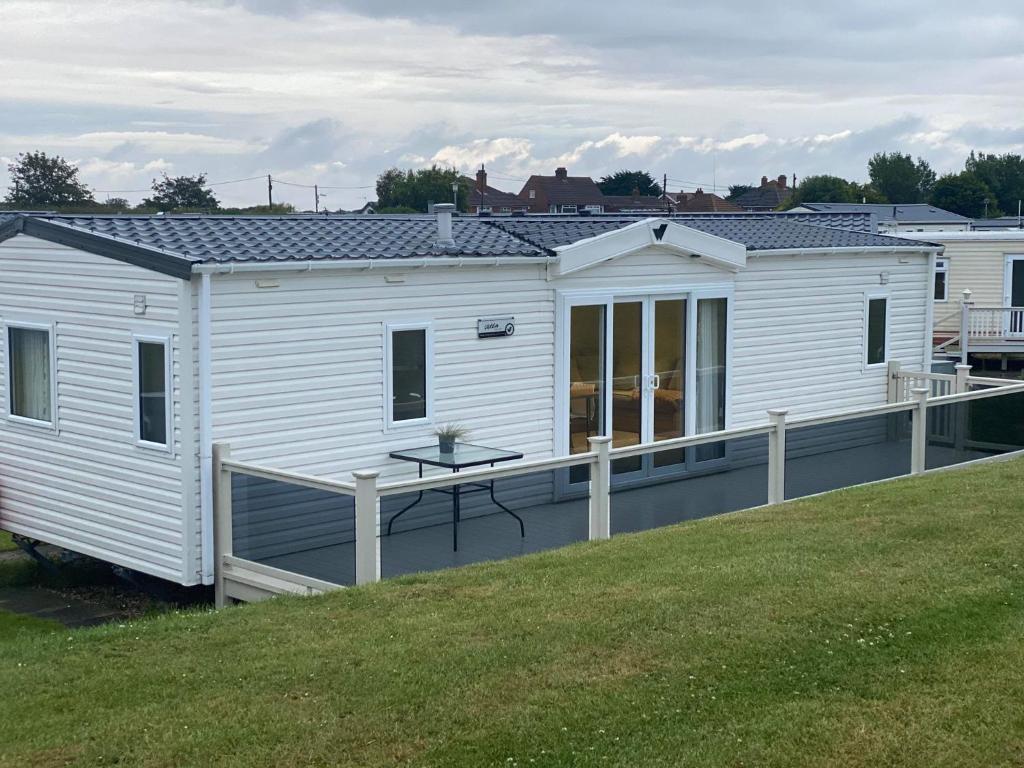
[137,340,168,446]
[7,326,53,424]
[934,258,949,302]
[386,325,431,427]
[866,297,888,366]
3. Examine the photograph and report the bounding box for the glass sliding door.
[695,298,727,462]
[562,291,728,487]
[568,305,606,484]
[652,298,686,469]
[611,301,644,475]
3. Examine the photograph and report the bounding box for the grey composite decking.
[255,438,993,587]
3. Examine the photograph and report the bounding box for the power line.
[95,174,266,195]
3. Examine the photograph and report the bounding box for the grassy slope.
[1,460,1023,767]
[0,531,15,552]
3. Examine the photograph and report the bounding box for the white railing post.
[886,361,901,403]
[959,289,972,365]
[767,409,788,504]
[910,387,929,474]
[587,436,612,540]
[353,470,381,585]
[954,363,972,394]
[212,442,232,609]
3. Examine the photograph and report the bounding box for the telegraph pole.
[663,172,669,213]
[267,174,273,209]
[314,185,319,213]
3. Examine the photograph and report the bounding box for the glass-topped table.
[388,442,525,551]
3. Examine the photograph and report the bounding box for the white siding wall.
[731,252,929,424]
[930,238,1023,333]
[209,264,554,481]
[0,236,197,584]
[209,247,929,474]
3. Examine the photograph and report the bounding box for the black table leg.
[386,464,424,535]
[488,462,525,538]
[452,467,460,551]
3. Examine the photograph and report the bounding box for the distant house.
[602,191,668,213]
[668,189,743,214]
[465,167,529,215]
[971,216,1024,231]
[734,175,794,212]
[518,167,607,214]
[791,203,970,233]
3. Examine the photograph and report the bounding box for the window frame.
[3,319,57,430]
[560,204,578,214]
[383,321,434,431]
[132,333,173,452]
[863,293,890,369]
[933,257,949,302]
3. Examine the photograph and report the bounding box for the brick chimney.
[760,175,769,187]
[476,165,487,192]
[555,167,568,180]
[777,174,787,188]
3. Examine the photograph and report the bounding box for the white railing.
[887,361,963,402]
[212,378,1024,606]
[967,307,1024,339]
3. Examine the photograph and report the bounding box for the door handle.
[650,374,661,390]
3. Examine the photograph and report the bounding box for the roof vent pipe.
[434,203,456,246]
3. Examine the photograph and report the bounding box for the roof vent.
[434,203,456,246]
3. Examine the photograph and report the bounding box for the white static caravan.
[899,231,1024,363]
[0,211,942,587]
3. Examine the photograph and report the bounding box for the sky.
[2,0,1023,210]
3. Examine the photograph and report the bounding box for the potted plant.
[435,423,468,454]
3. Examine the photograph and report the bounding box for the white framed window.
[934,257,949,302]
[560,204,578,214]
[584,205,604,213]
[133,334,172,450]
[864,294,889,367]
[384,322,433,429]
[4,320,56,428]
[528,189,536,199]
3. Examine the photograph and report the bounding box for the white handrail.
[221,459,358,495]
[609,424,773,460]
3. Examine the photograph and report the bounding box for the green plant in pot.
[435,423,468,454]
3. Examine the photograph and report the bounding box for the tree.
[867,152,935,203]
[374,165,470,212]
[726,184,753,202]
[597,170,662,197]
[782,174,858,208]
[142,173,220,211]
[4,151,94,207]
[965,152,1024,217]
[929,172,999,218]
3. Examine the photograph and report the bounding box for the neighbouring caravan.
[0,211,941,587]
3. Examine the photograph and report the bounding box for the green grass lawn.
[1,459,1023,767]
[0,530,16,552]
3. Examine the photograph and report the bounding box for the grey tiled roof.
[486,216,924,251]
[733,185,793,210]
[20,214,547,262]
[799,203,970,223]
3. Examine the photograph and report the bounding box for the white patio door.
[608,296,689,480]
[1004,255,1024,337]
[565,294,716,487]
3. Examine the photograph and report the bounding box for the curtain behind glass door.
[611,301,643,474]
[569,305,605,484]
[653,299,686,468]
[695,298,727,462]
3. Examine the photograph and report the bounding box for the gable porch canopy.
[547,218,747,277]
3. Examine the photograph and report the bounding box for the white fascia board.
[192,256,555,274]
[898,231,1024,242]
[748,245,943,257]
[550,218,747,277]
